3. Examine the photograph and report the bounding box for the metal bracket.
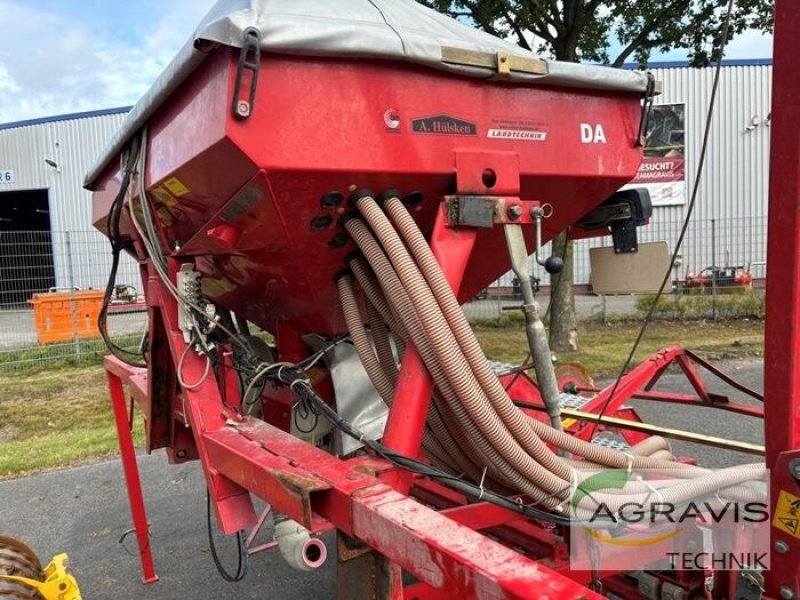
[232,28,261,120]
[444,196,539,228]
[637,72,658,147]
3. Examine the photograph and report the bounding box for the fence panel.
[0,217,767,370]
[0,230,145,371]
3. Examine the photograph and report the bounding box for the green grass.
[474,319,764,376]
[0,366,143,478]
[0,334,144,375]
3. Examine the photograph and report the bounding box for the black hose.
[98,135,147,367]
[282,369,608,528]
[206,490,249,582]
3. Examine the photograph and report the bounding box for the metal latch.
[637,72,658,147]
[232,27,261,120]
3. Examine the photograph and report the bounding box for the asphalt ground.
[0,358,763,599]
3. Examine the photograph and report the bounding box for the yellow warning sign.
[163,177,190,197]
[772,490,800,539]
[151,186,178,207]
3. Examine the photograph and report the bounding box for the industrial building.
[0,108,131,304]
[0,59,772,301]
[554,58,772,290]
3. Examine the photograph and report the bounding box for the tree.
[419,0,773,351]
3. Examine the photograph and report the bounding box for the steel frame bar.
[683,349,763,402]
[563,346,765,443]
[105,360,158,584]
[381,202,478,492]
[200,413,602,598]
[573,346,686,440]
[764,1,800,594]
[558,408,764,455]
[574,388,763,418]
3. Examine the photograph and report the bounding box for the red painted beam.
[764,1,800,595]
[352,486,600,600]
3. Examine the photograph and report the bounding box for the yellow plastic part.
[0,553,82,600]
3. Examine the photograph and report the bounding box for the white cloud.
[724,30,773,60]
[0,1,773,125]
[0,0,216,124]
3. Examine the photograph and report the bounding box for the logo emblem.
[412,115,477,136]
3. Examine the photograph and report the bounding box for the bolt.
[176,449,186,459]
[507,204,522,220]
[775,540,790,554]
[780,585,796,599]
[790,458,800,481]
[237,100,251,117]
[530,206,544,219]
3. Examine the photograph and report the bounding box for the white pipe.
[273,515,327,571]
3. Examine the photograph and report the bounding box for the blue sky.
[0,1,773,125]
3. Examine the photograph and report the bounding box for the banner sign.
[624,104,686,206]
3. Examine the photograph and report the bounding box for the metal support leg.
[336,532,403,600]
[106,370,158,584]
[380,204,477,492]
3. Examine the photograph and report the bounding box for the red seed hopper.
[84,2,774,598]
[86,0,653,337]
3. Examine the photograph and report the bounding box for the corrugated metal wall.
[522,62,773,288]
[0,111,137,290]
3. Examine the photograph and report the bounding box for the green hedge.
[635,292,765,320]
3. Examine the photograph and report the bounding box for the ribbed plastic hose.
[345,221,538,491]
[366,299,398,385]
[337,275,395,404]
[337,273,460,472]
[348,249,487,481]
[346,216,588,502]
[379,196,708,473]
[343,196,765,510]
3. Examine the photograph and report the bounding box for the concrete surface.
[0,308,146,350]
[0,358,763,598]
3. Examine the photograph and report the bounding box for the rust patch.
[336,531,374,562]
[273,469,327,494]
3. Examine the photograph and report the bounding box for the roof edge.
[0,106,132,132]
[622,58,772,70]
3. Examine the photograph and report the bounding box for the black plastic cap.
[328,232,349,249]
[403,191,424,206]
[377,189,402,205]
[348,188,374,207]
[544,255,565,275]
[337,212,359,229]
[344,252,363,265]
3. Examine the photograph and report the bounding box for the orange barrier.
[28,290,104,345]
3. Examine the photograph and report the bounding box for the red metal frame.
[95,5,800,594]
[764,1,800,596]
[105,360,158,584]
[106,246,776,598]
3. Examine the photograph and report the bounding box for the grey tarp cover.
[85,0,651,188]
